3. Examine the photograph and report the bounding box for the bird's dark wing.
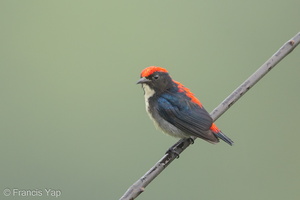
[156,93,217,142]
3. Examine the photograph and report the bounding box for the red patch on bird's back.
[141,66,168,77]
[173,80,203,108]
[210,123,220,133]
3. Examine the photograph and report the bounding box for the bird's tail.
[214,131,234,146]
[210,123,234,146]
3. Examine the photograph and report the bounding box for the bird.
[137,66,233,146]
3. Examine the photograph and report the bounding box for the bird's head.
[137,66,174,95]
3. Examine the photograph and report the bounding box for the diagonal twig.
[120,32,300,200]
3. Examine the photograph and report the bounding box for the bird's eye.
[153,75,159,80]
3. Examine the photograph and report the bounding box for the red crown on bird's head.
[141,66,168,77]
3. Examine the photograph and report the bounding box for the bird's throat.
[142,84,155,118]
[142,84,155,99]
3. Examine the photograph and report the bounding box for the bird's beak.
[137,77,150,84]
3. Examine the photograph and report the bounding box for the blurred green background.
[1,0,299,200]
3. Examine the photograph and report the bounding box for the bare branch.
[210,33,300,121]
[120,32,300,200]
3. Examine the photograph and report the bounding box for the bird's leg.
[187,137,194,144]
[165,144,181,158]
[165,137,194,158]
